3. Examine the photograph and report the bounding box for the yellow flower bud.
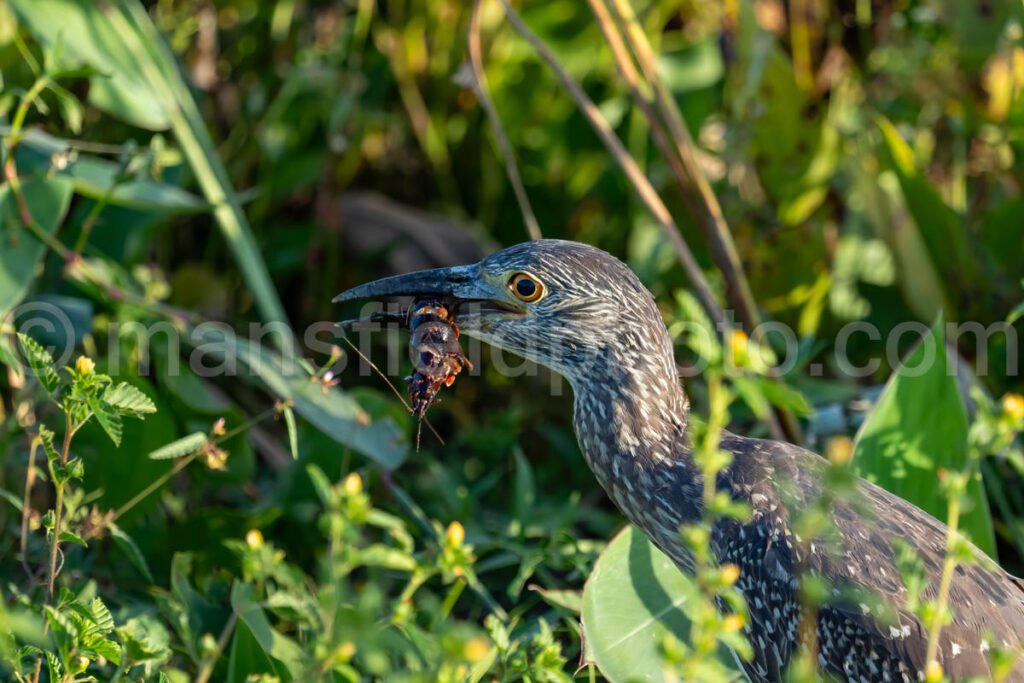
[720,563,740,586]
[722,614,746,633]
[1002,393,1024,421]
[730,330,750,366]
[462,636,491,662]
[343,473,363,496]
[245,528,264,549]
[826,435,854,466]
[446,521,465,547]
[924,660,943,683]
[75,356,95,376]
[335,641,356,662]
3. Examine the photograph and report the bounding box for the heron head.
[334,240,666,385]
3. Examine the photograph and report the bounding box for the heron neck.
[568,334,703,528]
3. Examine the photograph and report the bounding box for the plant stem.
[925,490,961,669]
[46,413,74,603]
[111,453,197,522]
[195,612,238,683]
[496,0,726,330]
[8,76,49,145]
[468,0,542,241]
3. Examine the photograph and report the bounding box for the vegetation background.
[0,0,1023,681]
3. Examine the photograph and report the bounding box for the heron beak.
[333,264,523,329]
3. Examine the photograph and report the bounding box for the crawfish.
[405,297,472,419]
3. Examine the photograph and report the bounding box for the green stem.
[8,76,49,145]
[46,414,74,603]
[195,612,238,683]
[925,491,961,669]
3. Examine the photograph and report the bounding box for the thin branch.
[468,0,542,241]
[496,0,726,329]
[605,0,762,337]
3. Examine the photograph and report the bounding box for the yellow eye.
[508,272,544,303]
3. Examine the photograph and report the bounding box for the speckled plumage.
[338,240,1024,681]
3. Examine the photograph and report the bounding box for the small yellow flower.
[245,528,264,549]
[1002,393,1024,421]
[212,417,227,436]
[75,356,95,376]
[200,444,229,471]
[335,641,356,662]
[924,659,943,683]
[446,521,465,547]
[462,636,491,662]
[826,436,854,466]
[343,473,363,496]
[729,330,749,360]
[720,563,740,586]
[722,614,746,633]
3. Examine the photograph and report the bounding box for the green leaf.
[16,333,61,394]
[877,117,971,303]
[0,488,23,511]
[13,130,206,213]
[148,432,208,460]
[7,0,170,129]
[103,382,157,416]
[529,585,582,615]
[282,404,298,460]
[229,582,304,680]
[87,394,123,447]
[190,325,406,468]
[58,531,87,547]
[109,522,154,583]
[581,526,738,682]
[0,175,73,318]
[853,314,996,557]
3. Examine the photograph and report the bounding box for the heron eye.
[509,272,544,303]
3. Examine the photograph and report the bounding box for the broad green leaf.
[103,382,158,415]
[853,315,996,557]
[109,522,154,583]
[190,325,407,468]
[148,432,208,460]
[87,394,123,447]
[7,0,170,129]
[17,333,60,394]
[582,526,739,682]
[0,176,73,317]
[230,582,304,679]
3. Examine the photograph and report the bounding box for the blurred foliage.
[0,0,1023,680]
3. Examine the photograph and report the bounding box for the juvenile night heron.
[336,240,1024,681]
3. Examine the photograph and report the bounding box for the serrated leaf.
[17,333,60,393]
[89,598,115,634]
[103,381,157,415]
[109,522,154,583]
[87,394,123,447]
[148,432,208,460]
[37,425,59,462]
